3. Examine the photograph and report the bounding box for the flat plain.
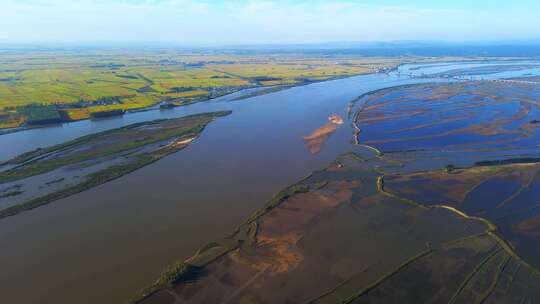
[0,50,403,129]
[3,54,540,304]
[133,73,540,304]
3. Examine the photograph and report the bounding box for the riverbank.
[0,111,231,219]
[0,50,411,134]
[0,69,382,136]
[2,56,516,137]
[131,70,540,303]
[134,151,540,304]
[3,60,540,304]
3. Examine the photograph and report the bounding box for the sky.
[1,0,540,45]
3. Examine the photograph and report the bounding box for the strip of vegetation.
[3,111,227,166]
[0,111,231,219]
[90,109,125,118]
[231,85,291,101]
[0,154,152,219]
[0,190,23,199]
[242,178,327,226]
[475,157,540,166]
[0,112,231,183]
[132,239,238,303]
[131,173,325,303]
[45,177,65,185]
[3,120,162,166]
[131,262,201,303]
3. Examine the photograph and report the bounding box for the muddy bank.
[0,111,231,219]
[134,80,540,304]
[134,151,540,304]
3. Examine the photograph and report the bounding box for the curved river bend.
[0,61,539,304]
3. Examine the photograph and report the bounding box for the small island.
[0,111,231,219]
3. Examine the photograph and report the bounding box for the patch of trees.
[16,104,63,125]
[90,109,125,118]
[250,76,282,82]
[90,63,126,69]
[169,86,197,93]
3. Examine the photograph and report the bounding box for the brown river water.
[1,62,539,303]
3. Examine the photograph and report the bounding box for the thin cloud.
[0,0,539,44]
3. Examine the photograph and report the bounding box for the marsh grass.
[0,111,231,219]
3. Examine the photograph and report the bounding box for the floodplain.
[135,70,540,304]
[3,60,540,304]
[0,111,230,219]
[0,50,403,130]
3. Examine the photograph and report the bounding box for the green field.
[0,50,406,129]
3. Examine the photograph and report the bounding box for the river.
[1,61,539,304]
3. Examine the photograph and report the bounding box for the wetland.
[2,59,540,303]
[133,63,540,304]
[0,111,231,219]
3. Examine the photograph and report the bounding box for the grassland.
[0,50,406,129]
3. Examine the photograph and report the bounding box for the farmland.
[0,50,402,129]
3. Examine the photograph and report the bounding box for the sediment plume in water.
[303,114,344,154]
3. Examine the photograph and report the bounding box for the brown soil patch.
[303,123,338,154]
[303,115,344,154]
[233,233,303,274]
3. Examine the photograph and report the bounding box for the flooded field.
[137,65,540,303]
[384,163,540,269]
[139,151,540,304]
[431,64,540,78]
[353,81,540,162]
[2,61,540,303]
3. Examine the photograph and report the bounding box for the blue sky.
[1,0,539,44]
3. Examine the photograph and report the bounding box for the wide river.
[1,61,539,304]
